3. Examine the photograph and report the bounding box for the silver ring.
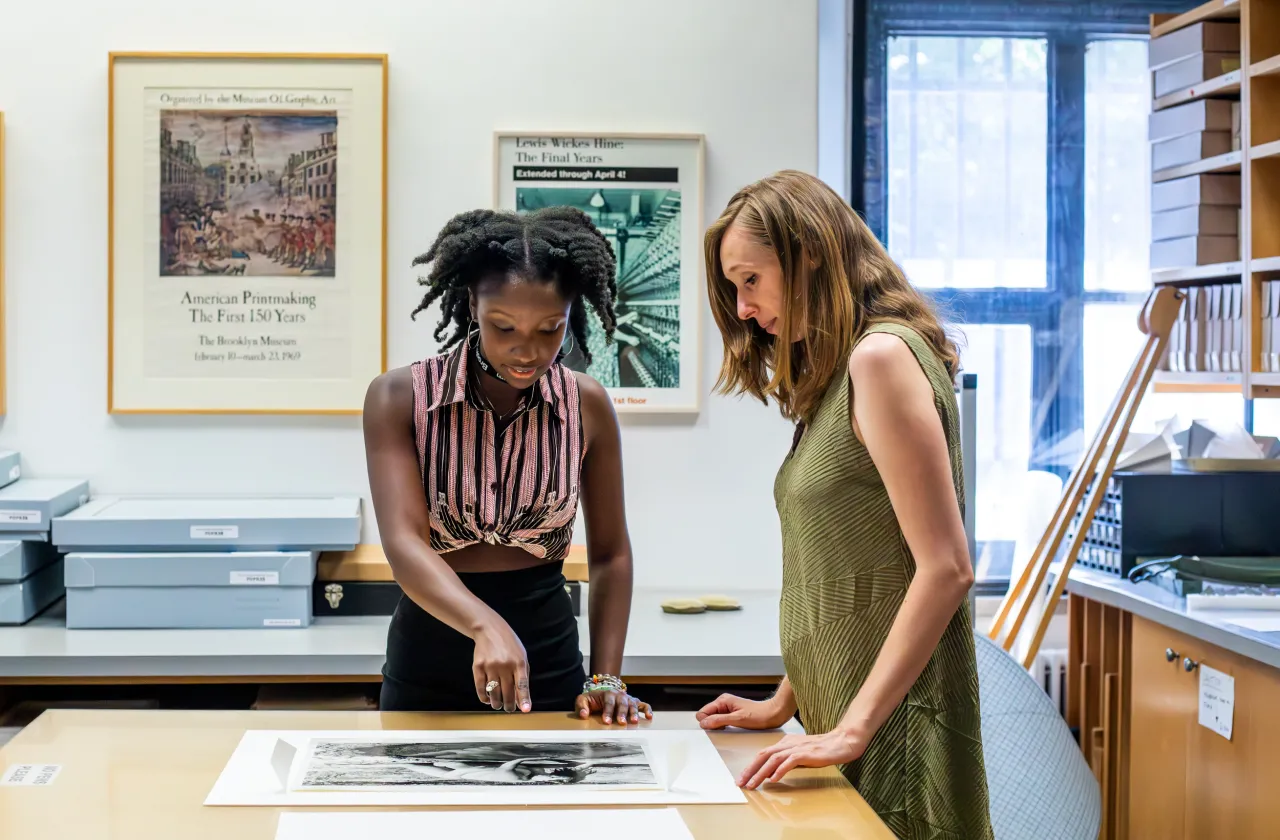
[485,680,499,694]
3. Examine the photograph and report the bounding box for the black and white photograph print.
[296,739,659,790]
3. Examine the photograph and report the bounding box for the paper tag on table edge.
[1,764,61,786]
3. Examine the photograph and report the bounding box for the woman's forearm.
[769,676,798,716]
[385,535,502,639]
[838,560,972,738]
[586,552,633,677]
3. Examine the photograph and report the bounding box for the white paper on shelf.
[275,809,696,840]
[1187,607,1280,632]
[205,728,746,807]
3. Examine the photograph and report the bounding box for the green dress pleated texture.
[774,322,994,840]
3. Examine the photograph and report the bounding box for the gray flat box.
[0,451,21,490]
[52,496,361,551]
[1151,234,1239,268]
[0,536,60,582]
[1152,130,1233,170]
[0,559,64,625]
[1152,173,1241,212]
[1154,52,1240,98]
[0,479,90,533]
[1152,205,1239,241]
[1149,22,1240,70]
[1149,99,1235,143]
[64,550,316,629]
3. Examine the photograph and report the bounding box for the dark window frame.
[859,0,1194,588]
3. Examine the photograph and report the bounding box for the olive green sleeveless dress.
[774,322,993,840]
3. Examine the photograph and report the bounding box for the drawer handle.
[1165,648,1179,662]
[1183,657,1199,672]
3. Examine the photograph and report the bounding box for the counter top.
[1062,565,1280,670]
[0,588,783,682]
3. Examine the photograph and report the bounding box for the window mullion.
[1034,33,1086,479]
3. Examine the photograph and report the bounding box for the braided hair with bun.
[411,207,618,364]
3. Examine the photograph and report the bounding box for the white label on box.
[1198,664,1235,740]
[264,618,301,627]
[191,525,239,539]
[230,570,279,586]
[0,510,41,525]
[1,764,61,786]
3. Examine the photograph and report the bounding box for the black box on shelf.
[1069,469,1280,577]
[312,579,582,617]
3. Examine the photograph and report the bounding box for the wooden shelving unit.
[1152,149,1242,181]
[1147,0,1280,399]
[1152,0,1245,38]
[1153,370,1244,392]
[1151,261,1243,284]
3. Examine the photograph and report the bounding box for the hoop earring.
[559,330,576,358]
[466,319,479,345]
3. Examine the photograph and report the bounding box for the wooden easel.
[988,285,1185,669]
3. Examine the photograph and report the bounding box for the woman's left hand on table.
[737,728,867,789]
[574,689,653,725]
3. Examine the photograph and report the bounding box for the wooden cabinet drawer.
[1129,615,1280,839]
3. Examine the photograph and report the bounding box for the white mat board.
[275,809,696,840]
[205,728,746,806]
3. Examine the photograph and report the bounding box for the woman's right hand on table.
[472,619,532,713]
[696,693,794,731]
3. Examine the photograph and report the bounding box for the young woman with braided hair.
[363,206,651,724]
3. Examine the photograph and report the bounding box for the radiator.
[1031,648,1069,716]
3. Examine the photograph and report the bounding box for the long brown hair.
[703,169,960,423]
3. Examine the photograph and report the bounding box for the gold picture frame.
[107,52,388,415]
[0,111,6,415]
[491,130,706,414]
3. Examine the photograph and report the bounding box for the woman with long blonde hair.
[694,170,993,839]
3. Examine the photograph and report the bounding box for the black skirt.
[380,561,586,712]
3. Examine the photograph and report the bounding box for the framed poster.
[493,131,704,413]
[108,52,388,414]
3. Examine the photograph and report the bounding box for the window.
[866,1,1204,591]
[1084,39,1152,294]
[1255,400,1280,436]
[887,36,1047,289]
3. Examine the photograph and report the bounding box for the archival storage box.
[0,536,60,583]
[0,479,91,533]
[0,558,64,625]
[63,550,317,629]
[1148,22,1240,70]
[52,496,361,551]
[1151,173,1240,212]
[0,450,21,490]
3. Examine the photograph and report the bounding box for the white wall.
[0,0,819,589]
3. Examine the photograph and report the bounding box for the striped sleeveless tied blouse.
[411,334,584,563]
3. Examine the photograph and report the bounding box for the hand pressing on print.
[736,728,868,789]
[574,689,653,725]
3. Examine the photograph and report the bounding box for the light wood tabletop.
[0,709,894,839]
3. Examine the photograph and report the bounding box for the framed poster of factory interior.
[493,131,705,414]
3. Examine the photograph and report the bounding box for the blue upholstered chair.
[974,631,1101,840]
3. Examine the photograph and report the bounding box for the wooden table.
[0,709,893,839]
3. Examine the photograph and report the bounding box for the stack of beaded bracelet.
[583,673,626,694]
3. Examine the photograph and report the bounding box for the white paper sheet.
[1198,664,1235,740]
[275,809,695,840]
[205,728,746,807]
[1186,607,1280,632]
